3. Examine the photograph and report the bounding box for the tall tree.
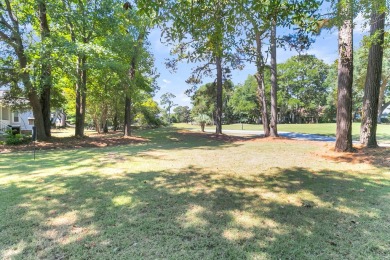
[155,0,241,135]
[269,14,279,137]
[0,0,49,140]
[229,76,261,124]
[335,0,354,152]
[236,0,321,136]
[160,92,176,124]
[360,0,386,147]
[173,106,191,123]
[278,55,330,123]
[57,0,117,137]
[37,0,52,138]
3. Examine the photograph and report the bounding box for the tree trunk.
[113,112,118,131]
[360,6,385,147]
[215,56,223,135]
[122,29,144,136]
[94,118,100,134]
[335,0,354,152]
[103,121,108,133]
[270,17,279,137]
[75,55,87,137]
[124,95,131,136]
[101,104,108,133]
[14,29,47,140]
[254,31,270,137]
[38,0,52,138]
[61,111,67,127]
[377,78,388,123]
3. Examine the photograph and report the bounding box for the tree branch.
[4,0,18,28]
[0,30,16,48]
[0,14,13,31]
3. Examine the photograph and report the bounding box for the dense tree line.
[1,0,389,152]
[0,0,159,140]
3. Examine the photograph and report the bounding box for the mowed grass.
[176,122,390,143]
[1,127,390,259]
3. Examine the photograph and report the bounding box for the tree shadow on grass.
[0,128,254,176]
[0,127,256,154]
[1,165,389,259]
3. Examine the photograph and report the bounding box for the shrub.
[193,114,212,132]
[5,130,30,145]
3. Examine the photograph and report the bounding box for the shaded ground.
[1,127,389,259]
[0,130,147,153]
[1,127,389,169]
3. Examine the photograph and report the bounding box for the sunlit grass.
[175,122,390,143]
[1,127,389,259]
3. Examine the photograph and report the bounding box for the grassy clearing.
[176,123,390,143]
[1,127,390,259]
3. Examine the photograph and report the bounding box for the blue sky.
[149,14,368,108]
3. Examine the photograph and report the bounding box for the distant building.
[0,90,34,134]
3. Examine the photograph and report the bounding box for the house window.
[13,111,19,123]
[28,118,35,125]
[2,106,9,120]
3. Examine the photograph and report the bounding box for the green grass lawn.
[1,127,390,259]
[176,122,390,143]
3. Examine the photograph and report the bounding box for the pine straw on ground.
[0,132,148,153]
[1,129,389,169]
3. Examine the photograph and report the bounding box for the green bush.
[5,130,30,145]
[193,114,212,132]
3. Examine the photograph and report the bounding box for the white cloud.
[177,93,191,107]
[306,48,338,64]
[354,13,369,34]
[162,79,171,84]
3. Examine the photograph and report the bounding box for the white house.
[0,90,34,134]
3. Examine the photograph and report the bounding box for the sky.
[149,14,369,108]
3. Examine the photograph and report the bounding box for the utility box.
[11,126,21,135]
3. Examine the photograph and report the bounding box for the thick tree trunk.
[360,7,385,147]
[40,85,51,136]
[27,91,47,140]
[101,104,108,133]
[335,1,353,152]
[38,0,52,138]
[215,56,223,135]
[75,55,87,137]
[270,18,278,137]
[61,111,66,127]
[15,29,47,140]
[113,113,118,131]
[122,30,144,136]
[254,31,270,137]
[377,78,388,123]
[124,95,131,136]
[124,56,137,137]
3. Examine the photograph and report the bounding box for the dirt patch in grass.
[177,130,263,143]
[177,129,297,143]
[316,145,390,168]
[0,132,148,153]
